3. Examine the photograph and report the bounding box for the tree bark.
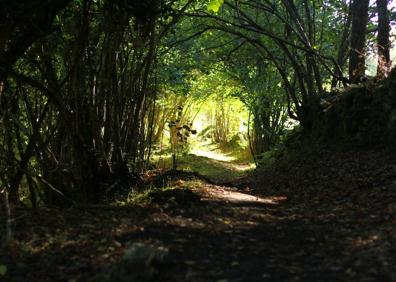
[376,0,391,78]
[0,188,12,247]
[332,1,352,88]
[349,0,370,82]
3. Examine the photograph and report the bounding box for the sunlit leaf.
[208,0,224,13]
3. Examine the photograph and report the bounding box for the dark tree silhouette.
[376,0,391,78]
[349,0,370,82]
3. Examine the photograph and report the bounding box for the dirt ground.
[2,149,396,281]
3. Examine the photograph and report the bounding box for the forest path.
[166,141,255,184]
[10,180,300,282]
[7,180,395,282]
[124,179,395,282]
[8,176,395,282]
[7,150,396,281]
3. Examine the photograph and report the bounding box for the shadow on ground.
[6,180,395,282]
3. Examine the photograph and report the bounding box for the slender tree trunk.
[0,188,12,247]
[376,0,391,78]
[349,0,370,82]
[332,1,352,88]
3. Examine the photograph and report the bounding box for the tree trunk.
[332,1,352,88]
[349,0,369,82]
[0,188,12,247]
[376,0,391,78]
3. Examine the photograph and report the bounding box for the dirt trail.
[124,181,394,282]
[6,177,396,282]
[5,149,396,281]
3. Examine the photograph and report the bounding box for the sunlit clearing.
[153,69,255,172]
[191,147,235,162]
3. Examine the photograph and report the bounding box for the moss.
[311,77,396,148]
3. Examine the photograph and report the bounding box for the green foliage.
[122,186,200,207]
[255,143,286,167]
[0,265,7,276]
[167,106,198,169]
[2,0,391,209]
[0,0,191,205]
[227,133,245,149]
[207,0,224,13]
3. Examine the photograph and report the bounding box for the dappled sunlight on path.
[10,168,396,282]
[177,141,255,184]
[191,148,235,162]
[200,184,286,205]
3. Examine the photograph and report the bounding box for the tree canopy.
[0,0,395,205]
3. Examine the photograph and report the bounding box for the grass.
[152,140,255,183]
